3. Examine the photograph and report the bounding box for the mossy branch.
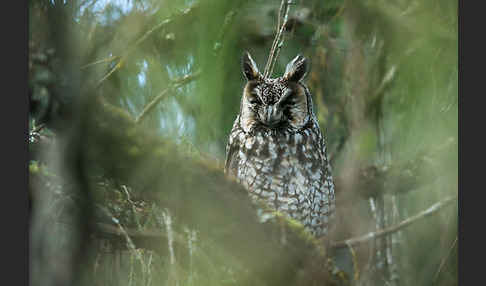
[78,97,336,286]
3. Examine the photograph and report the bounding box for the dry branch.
[263,0,293,78]
[331,195,457,249]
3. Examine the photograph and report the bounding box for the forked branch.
[263,0,293,78]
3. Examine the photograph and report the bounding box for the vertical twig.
[263,0,293,78]
[156,209,179,286]
[373,195,389,282]
[387,195,401,285]
[346,241,360,283]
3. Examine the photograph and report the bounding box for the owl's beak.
[261,105,282,127]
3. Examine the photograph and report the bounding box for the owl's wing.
[224,139,239,175]
[224,117,243,175]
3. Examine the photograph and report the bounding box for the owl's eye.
[247,88,261,105]
[248,94,261,105]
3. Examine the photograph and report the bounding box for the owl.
[225,51,336,237]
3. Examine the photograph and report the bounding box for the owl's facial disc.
[240,81,309,133]
[246,84,286,129]
[239,52,310,133]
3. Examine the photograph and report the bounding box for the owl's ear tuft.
[242,51,262,81]
[283,55,308,82]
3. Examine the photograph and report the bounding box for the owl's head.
[239,51,312,133]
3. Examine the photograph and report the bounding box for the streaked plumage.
[225,52,335,237]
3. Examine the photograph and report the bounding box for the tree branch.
[76,97,336,286]
[263,0,292,78]
[433,235,457,283]
[331,195,457,249]
[89,3,199,86]
[80,56,120,70]
[135,70,201,124]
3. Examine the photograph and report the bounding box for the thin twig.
[133,5,197,49]
[121,185,143,229]
[97,206,148,272]
[276,0,286,44]
[264,0,287,77]
[96,58,124,87]
[94,4,198,87]
[346,241,360,282]
[331,196,457,249]
[32,123,46,133]
[213,10,237,54]
[263,0,293,78]
[371,65,397,102]
[81,55,120,70]
[433,236,458,283]
[135,70,201,123]
[268,2,292,78]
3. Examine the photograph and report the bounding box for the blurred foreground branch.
[79,97,335,285]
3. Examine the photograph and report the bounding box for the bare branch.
[135,70,201,124]
[433,236,457,282]
[263,0,292,78]
[331,195,457,249]
[96,58,125,87]
[81,55,120,70]
[99,206,148,269]
[93,4,199,87]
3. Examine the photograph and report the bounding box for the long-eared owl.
[225,51,336,237]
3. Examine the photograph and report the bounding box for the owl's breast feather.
[225,117,335,237]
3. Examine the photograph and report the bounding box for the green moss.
[266,210,325,255]
[29,161,51,177]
